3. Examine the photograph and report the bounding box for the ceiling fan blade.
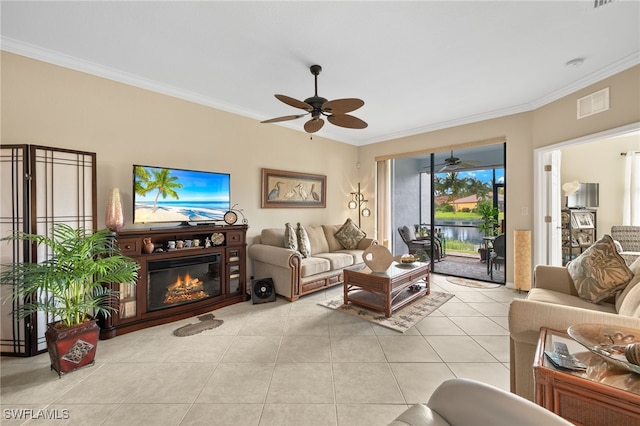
[438,164,463,173]
[304,118,325,133]
[275,94,313,111]
[328,114,368,129]
[261,114,307,124]
[322,98,364,114]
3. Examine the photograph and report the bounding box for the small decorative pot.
[143,237,155,254]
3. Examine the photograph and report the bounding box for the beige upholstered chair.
[388,378,572,426]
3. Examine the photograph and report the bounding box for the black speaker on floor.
[251,278,276,304]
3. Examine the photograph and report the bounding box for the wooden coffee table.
[533,327,640,426]
[343,261,430,318]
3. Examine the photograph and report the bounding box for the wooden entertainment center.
[99,224,248,339]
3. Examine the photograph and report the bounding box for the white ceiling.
[2,1,639,146]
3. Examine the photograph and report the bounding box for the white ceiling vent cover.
[577,87,610,119]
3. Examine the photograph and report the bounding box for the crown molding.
[3,37,638,147]
[0,37,264,122]
[529,51,640,109]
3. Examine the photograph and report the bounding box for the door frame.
[533,122,640,267]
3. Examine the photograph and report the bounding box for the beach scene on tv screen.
[134,166,230,224]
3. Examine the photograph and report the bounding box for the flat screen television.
[133,165,230,225]
[567,183,599,209]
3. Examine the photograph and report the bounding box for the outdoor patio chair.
[488,233,506,279]
[398,226,442,261]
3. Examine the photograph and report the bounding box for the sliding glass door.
[389,142,506,283]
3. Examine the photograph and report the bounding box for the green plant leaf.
[1,223,139,328]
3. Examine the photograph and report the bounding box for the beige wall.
[2,51,639,283]
[1,52,360,252]
[359,66,640,282]
[532,66,640,149]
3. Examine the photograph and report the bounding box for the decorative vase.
[105,188,124,232]
[143,237,155,254]
[362,243,394,272]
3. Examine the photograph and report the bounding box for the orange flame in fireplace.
[164,272,209,304]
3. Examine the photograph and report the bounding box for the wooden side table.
[533,327,640,426]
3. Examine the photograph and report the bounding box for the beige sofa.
[248,224,375,301]
[509,260,640,402]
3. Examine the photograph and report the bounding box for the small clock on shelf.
[223,204,248,225]
[223,210,237,225]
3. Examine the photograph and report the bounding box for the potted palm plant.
[0,223,139,377]
[476,200,499,261]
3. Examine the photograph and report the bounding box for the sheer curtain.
[376,159,391,248]
[623,151,640,226]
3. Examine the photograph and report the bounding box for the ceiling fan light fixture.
[262,64,367,134]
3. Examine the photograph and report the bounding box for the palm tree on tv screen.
[136,167,183,212]
[134,166,151,195]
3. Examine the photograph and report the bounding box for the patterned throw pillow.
[296,223,311,258]
[335,218,366,250]
[284,222,298,252]
[567,234,634,303]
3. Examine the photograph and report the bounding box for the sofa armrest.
[248,243,301,268]
[509,299,640,345]
[533,265,577,296]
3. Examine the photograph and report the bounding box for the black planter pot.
[478,248,489,262]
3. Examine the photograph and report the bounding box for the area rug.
[173,313,224,337]
[318,291,454,333]
[446,276,501,289]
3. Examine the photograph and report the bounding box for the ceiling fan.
[261,64,367,134]
[435,150,481,172]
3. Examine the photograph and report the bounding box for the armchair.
[488,233,506,279]
[398,226,442,262]
[388,378,572,426]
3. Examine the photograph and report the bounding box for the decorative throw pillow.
[296,223,311,258]
[567,234,634,303]
[284,222,298,252]
[335,218,366,250]
[613,239,624,253]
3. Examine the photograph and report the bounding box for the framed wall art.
[574,211,594,229]
[261,168,326,208]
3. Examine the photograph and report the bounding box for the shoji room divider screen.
[0,145,96,356]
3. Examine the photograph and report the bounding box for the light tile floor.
[0,274,526,426]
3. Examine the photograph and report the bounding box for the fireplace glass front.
[147,253,222,312]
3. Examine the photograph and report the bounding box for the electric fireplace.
[147,253,222,312]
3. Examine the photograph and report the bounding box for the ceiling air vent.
[577,87,610,119]
[593,0,615,8]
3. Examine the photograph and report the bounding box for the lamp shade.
[562,181,580,196]
[105,188,125,232]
